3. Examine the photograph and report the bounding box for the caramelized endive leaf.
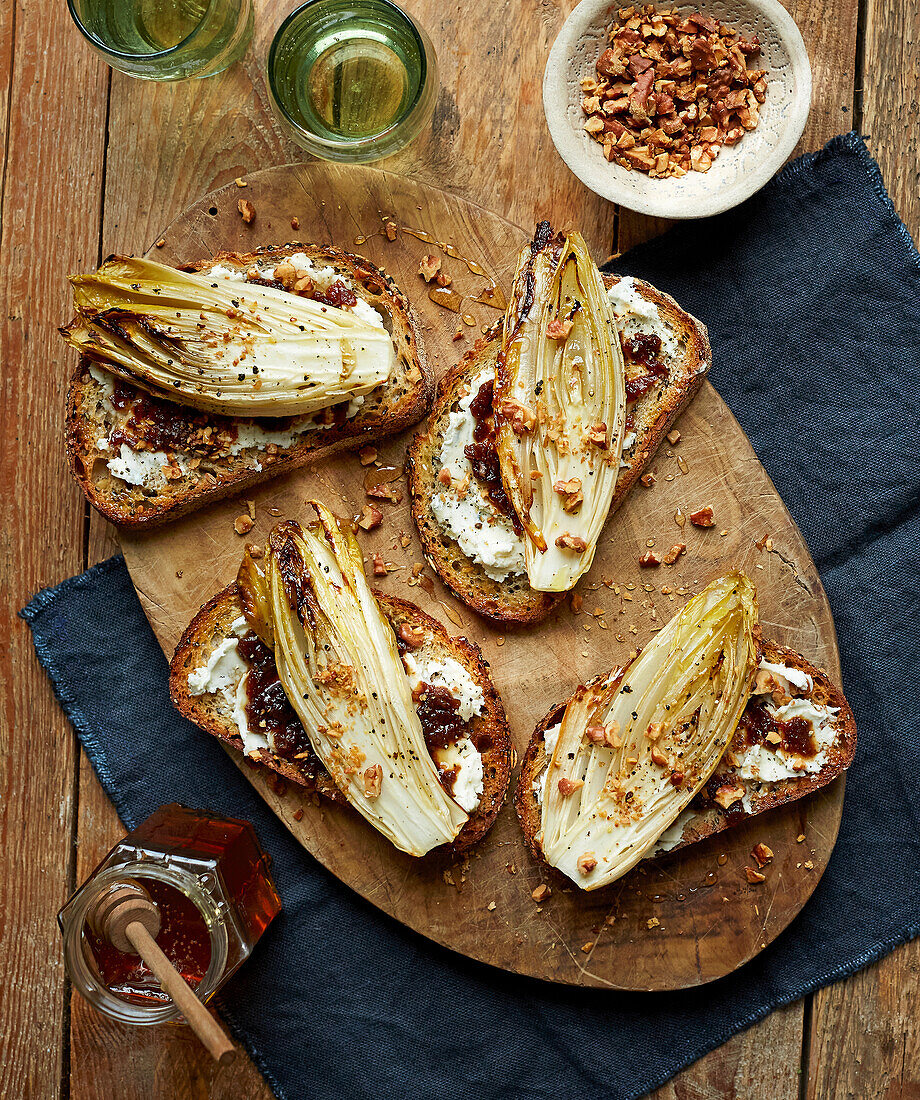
[60,256,394,417]
[539,572,758,889]
[238,503,468,856]
[236,547,273,649]
[494,225,626,592]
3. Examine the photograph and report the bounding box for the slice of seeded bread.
[170,583,513,854]
[65,244,433,528]
[407,275,711,625]
[514,640,857,872]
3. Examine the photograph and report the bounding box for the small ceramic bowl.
[543,0,811,219]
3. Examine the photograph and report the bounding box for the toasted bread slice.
[407,275,711,624]
[66,244,433,528]
[170,583,513,854]
[514,640,857,872]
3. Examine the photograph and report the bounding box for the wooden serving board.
[121,162,843,991]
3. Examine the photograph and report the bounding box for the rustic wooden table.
[1,0,916,1096]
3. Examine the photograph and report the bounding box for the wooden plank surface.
[1,0,915,1094]
[0,2,109,1096]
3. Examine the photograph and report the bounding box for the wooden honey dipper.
[88,879,237,1065]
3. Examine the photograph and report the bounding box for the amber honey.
[59,804,281,1025]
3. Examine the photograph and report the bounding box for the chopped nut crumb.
[558,777,584,797]
[570,592,583,613]
[238,198,256,224]
[233,514,254,535]
[745,866,766,884]
[155,237,166,248]
[546,316,575,340]
[290,216,300,230]
[713,782,744,809]
[487,901,497,911]
[418,254,441,281]
[751,843,774,868]
[639,550,660,568]
[357,505,383,531]
[577,852,597,876]
[556,533,588,552]
[647,917,660,929]
[667,429,681,445]
[435,271,452,287]
[372,553,388,576]
[532,883,552,903]
[689,506,715,528]
[581,941,594,953]
[384,220,398,241]
[640,472,656,487]
[553,477,583,513]
[582,7,766,178]
[796,833,806,843]
[804,860,814,870]
[662,542,687,565]
[234,177,248,187]
[292,808,304,821]
[358,445,378,466]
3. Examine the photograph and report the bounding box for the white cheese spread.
[430,368,526,581]
[401,646,486,812]
[607,276,681,360]
[106,443,182,488]
[88,363,115,402]
[758,659,813,695]
[533,721,562,807]
[732,659,838,783]
[187,617,268,755]
[402,651,485,722]
[433,737,484,813]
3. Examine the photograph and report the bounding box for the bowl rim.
[542,0,812,219]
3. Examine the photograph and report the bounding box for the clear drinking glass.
[67,0,254,81]
[268,0,438,163]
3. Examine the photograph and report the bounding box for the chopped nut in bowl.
[543,0,811,218]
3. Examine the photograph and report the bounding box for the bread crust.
[513,640,857,872]
[169,583,513,855]
[406,275,711,625]
[65,243,433,528]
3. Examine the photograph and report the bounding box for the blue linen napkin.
[23,132,920,1100]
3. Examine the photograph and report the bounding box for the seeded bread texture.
[170,583,513,855]
[66,244,433,528]
[407,275,711,625]
[513,640,857,870]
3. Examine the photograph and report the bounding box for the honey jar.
[59,803,281,1025]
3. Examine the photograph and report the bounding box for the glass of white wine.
[268,0,438,163]
[68,0,253,81]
